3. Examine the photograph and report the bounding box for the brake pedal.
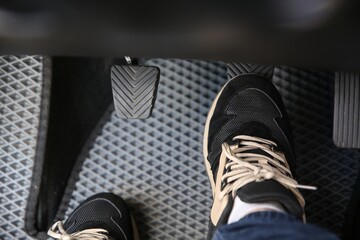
[227,63,274,80]
[111,63,160,119]
[333,72,360,148]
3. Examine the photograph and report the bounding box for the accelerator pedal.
[227,63,274,80]
[111,61,160,119]
[333,72,360,148]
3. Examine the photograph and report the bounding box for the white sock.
[227,196,285,224]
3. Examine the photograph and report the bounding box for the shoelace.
[219,135,316,208]
[48,221,109,240]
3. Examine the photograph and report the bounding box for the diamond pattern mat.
[273,67,360,235]
[0,56,42,240]
[64,59,228,239]
[1,57,359,239]
[63,60,360,239]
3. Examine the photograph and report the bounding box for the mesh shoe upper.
[48,193,135,240]
[203,75,313,239]
[206,74,296,178]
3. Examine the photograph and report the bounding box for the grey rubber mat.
[62,60,360,239]
[0,55,42,240]
[273,67,360,234]
[63,59,227,239]
[1,57,359,239]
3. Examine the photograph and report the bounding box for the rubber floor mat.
[1,57,360,239]
[61,60,360,239]
[0,55,42,240]
[61,59,227,239]
[273,67,360,235]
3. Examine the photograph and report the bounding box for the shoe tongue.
[229,124,303,218]
[236,180,303,219]
[227,122,278,157]
[228,139,272,158]
[233,122,276,142]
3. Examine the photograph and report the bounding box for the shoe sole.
[203,78,234,196]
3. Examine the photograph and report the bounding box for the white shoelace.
[218,135,317,208]
[48,221,109,240]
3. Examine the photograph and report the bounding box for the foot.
[47,193,138,240]
[203,75,314,239]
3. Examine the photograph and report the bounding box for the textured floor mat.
[62,60,360,239]
[1,57,360,239]
[273,67,360,235]
[62,59,227,239]
[0,56,42,240]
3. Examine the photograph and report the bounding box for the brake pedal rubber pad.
[111,65,160,119]
[227,63,274,80]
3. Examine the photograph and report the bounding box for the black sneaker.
[47,193,138,240]
[203,75,315,239]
